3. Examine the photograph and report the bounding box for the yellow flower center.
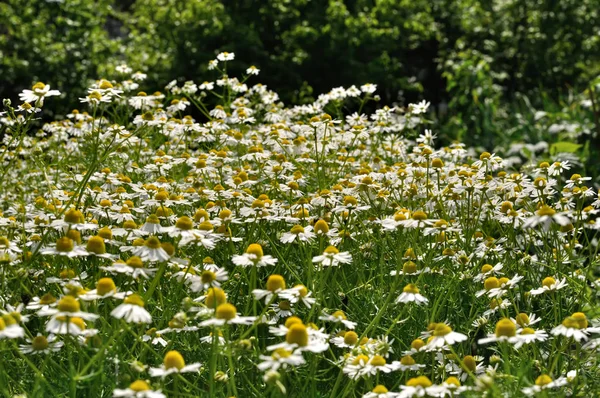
[411,338,425,350]
[175,216,194,230]
[562,316,579,329]
[352,354,369,365]
[537,205,556,217]
[32,335,49,351]
[445,376,461,386]
[400,355,416,366]
[293,284,308,297]
[99,80,113,89]
[86,236,106,254]
[535,374,553,386]
[2,314,16,326]
[123,220,137,229]
[412,210,427,220]
[146,214,160,224]
[394,211,407,221]
[284,316,303,328]
[126,256,144,268]
[521,327,535,335]
[205,287,227,308]
[64,208,84,224]
[57,296,80,313]
[481,264,493,273]
[163,350,185,370]
[406,376,432,388]
[96,278,116,296]
[542,277,556,288]
[343,196,358,206]
[286,324,308,346]
[271,348,292,360]
[495,318,516,337]
[290,225,305,235]
[402,261,418,274]
[145,236,161,249]
[370,355,386,367]
[201,270,216,284]
[98,227,112,240]
[515,313,530,326]
[403,284,420,294]
[332,310,347,321]
[266,274,286,292]
[324,245,339,255]
[124,294,145,307]
[572,312,588,329]
[39,293,57,305]
[56,237,74,252]
[246,243,264,259]
[314,219,329,234]
[432,323,452,336]
[462,355,476,372]
[215,303,237,320]
[343,331,358,345]
[129,380,151,392]
[372,385,389,393]
[278,300,291,311]
[484,277,500,290]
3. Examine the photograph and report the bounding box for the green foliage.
[1,0,599,153]
[0,0,121,115]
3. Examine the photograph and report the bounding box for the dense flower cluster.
[0,53,599,396]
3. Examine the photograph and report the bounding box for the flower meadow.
[0,54,599,397]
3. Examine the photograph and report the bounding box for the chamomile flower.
[111,294,152,324]
[363,385,400,398]
[267,323,329,353]
[425,323,467,350]
[188,267,228,292]
[319,310,357,330]
[398,376,442,397]
[512,313,542,328]
[252,274,287,302]
[396,284,428,305]
[0,314,25,339]
[530,276,568,295]
[232,243,278,267]
[343,354,400,379]
[199,303,256,327]
[149,351,201,378]
[513,327,548,349]
[101,257,158,279]
[19,82,61,106]
[521,374,568,396]
[113,380,166,398]
[80,277,128,301]
[132,236,170,262]
[258,348,305,372]
[312,245,352,267]
[478,318,520,345]
[19,334,63,354]
[523,205,571,230]
[279,284,316,308]
[551,312,597,342]
[280,224,316,243]
[216,52,235,61]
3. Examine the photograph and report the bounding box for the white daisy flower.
[110,294,152,324]
[149,351,201,378]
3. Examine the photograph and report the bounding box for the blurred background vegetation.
[1,0,600,176]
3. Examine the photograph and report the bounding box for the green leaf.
[550,141,582,156]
